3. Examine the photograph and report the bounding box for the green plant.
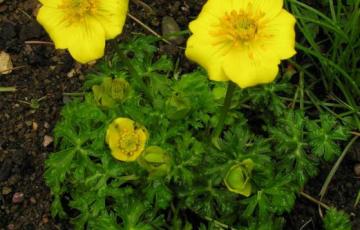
[285,0,360,131]
[323,208,352,230]
[355,190,360,207]
[44,35,355,229]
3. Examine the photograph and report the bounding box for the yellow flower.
[106,117,148,161]
[37,0,128,63]
[185,0,296,88]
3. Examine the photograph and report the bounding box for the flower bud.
[224,159,254,197]
[111,78,131,102]
[212,85,226,101]
[165,93,191,120]
[138,146,171,176]
[93,77,130,107]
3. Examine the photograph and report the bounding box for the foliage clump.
[45,36,352,229]
[323,208,352,230]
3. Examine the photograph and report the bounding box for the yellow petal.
[111,149,129,161]
[66,17,106,64]
[200,0,232,18]
[252,0,283,21]
[231,0,254,10]
[94,0,129,39]
[113,117,135,132]
[36,6,69,49]
[38,0,61,7]
[136,129,148,149]
[186,36,229,81]
[106,130,120,152]
[258,9,296,60]
[223,46,280,88]
[186,12,229,81]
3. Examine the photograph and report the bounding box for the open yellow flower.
[106,117,148,161]
[37,0,128,63]
[185,0,296,88]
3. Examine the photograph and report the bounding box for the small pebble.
[354,163,360,176]
[42,135,54,147]
[0,51,13,74]
[67,68,76,78]
[161,16,184,45]
[42,215,49,224]
[12,192,24,204]
[30,197,37,204]
[7,224,15,230]
[32,121,39,131]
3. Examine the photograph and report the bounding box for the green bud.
[224,159,254,197]
[111,78,131,102]
[92,77,131,108]
[92,79,115,107]
[138,146,171,177]
[165,93,191,120]
[212,85,226,101]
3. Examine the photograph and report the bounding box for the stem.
[299,71,305,111]
[299,191,330,210]
[352,131,360,137]
[212,82,237,143]
[0,86,16,92]
[204,216,237,230]
[127,13,171,45]
[118,51,153,103]
[63,92,85,96]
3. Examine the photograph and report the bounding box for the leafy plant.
[44,34,355,229]
[323,208,352,230]
[286,0,360,131]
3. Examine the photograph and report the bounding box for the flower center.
[117,129,141,156]
[60,0,98,23]
[212,8,264,48]
[222,10,258,42]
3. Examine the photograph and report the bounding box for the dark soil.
[0,0,359,230]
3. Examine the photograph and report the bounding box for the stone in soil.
[12,192,24,204]
[354,163,360,176]
[0,51,13,74]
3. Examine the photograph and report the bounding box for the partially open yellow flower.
[106,117,148,161]
[185,0,296,88]
[37,0,128,63]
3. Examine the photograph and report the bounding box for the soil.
[0,0,359,230]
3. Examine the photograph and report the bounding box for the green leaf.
[87,214,120,230]
[245,81,292,117]
[323,208,351,230]
[144,180,172,209]
[44,148,76,194]
[307,113,350,161]
[115,196,153,230]
[242,176,296,220]
[269,110,318,186]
